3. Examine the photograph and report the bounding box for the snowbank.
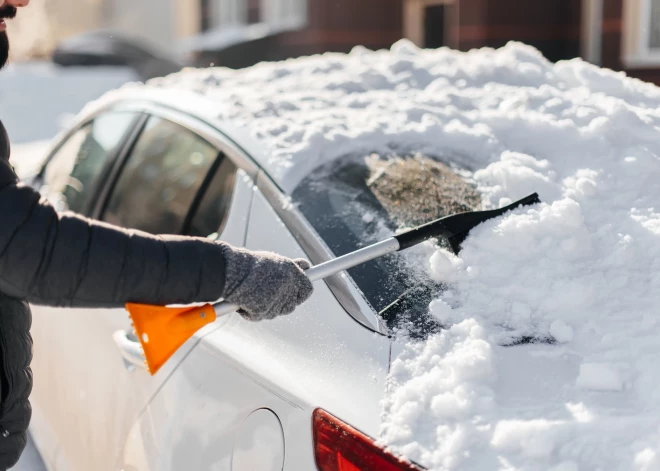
[107,40,659,469]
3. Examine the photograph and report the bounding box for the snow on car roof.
[90,40,660,469]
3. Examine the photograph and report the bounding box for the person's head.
[0,0,30,69]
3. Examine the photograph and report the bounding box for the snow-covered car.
[22,83,446,470]
[22,39,660,471]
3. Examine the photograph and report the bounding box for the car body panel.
[231,409,285,471]
[118,186,391,470]
[30,304,196,471]
[29,169,254,470]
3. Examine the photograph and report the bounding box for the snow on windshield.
[111,39,659,469]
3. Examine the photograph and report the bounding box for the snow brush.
[126,192,540,375]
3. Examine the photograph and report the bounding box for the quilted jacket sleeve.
[0,131,228,308]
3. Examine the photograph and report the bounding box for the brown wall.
[278,0,582,63]
[197,0,660,88]
[277,0,404,58]
[456,0,581,62]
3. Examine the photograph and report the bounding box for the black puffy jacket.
[0,120,230,469]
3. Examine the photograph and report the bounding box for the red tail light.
[313,408,421,471]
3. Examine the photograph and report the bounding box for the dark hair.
[0,32,8,70]
[0,6,17,19]
[0,6,16,69]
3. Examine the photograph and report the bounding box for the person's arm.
[0,158,312,315]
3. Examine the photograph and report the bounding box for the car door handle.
[112,330,147,372]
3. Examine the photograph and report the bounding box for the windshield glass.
[292,153,481,337]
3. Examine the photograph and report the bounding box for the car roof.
[75,45,466,198]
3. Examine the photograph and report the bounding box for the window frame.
[35,110,145,217]
[622,0,660,67]
[210,0,245,27]
[261,0,307,31]
[181,152,239,237]
[205,0,307,32]
[403,0,456,48]
[88,106,254,241]
[96,116,226,236]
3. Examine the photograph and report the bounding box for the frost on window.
[649,0,660,49]
[292,153,480,338]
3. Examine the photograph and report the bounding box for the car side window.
[184,156,238,238]
[102,116,219,235]
[40,111,137,214]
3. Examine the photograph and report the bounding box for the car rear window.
[291,153,481,337]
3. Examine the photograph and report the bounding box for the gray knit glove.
[219,243,314,321]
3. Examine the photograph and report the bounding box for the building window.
[650,0,660,47]
[210,0,245,27]
[424,5,446,48]
[404,0,455,48]
[261,0,307,30]
[247,0,260,24]
[623,0,660,66]
[204,0,306,31]
[201,0,212,31]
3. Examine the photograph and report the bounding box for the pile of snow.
[104,40,659,469]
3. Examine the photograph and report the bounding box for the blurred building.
[11,0,660,85]
[186,0,660,85]
[403,0,580,62]
[185,0,403,68]
[402,0,660,85]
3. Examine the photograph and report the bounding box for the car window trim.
[256,171,388,336]
[93,116,231,235]
[180,150,225,236]
[89,114,150,220]
[103,101,260,179]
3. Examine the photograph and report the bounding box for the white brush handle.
[212,237,400,317]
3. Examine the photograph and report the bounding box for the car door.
[30,110,245,471]
[118,175,391,471]
[117,159,257,471]
[29,109,142,469]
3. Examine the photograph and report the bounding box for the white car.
[22,87,449,471]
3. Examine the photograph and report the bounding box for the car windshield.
[292,153,481,337]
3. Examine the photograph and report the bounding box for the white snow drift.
[92,40,660,470]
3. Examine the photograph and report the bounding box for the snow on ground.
[0,61,138,145]
[93,40,660,469]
